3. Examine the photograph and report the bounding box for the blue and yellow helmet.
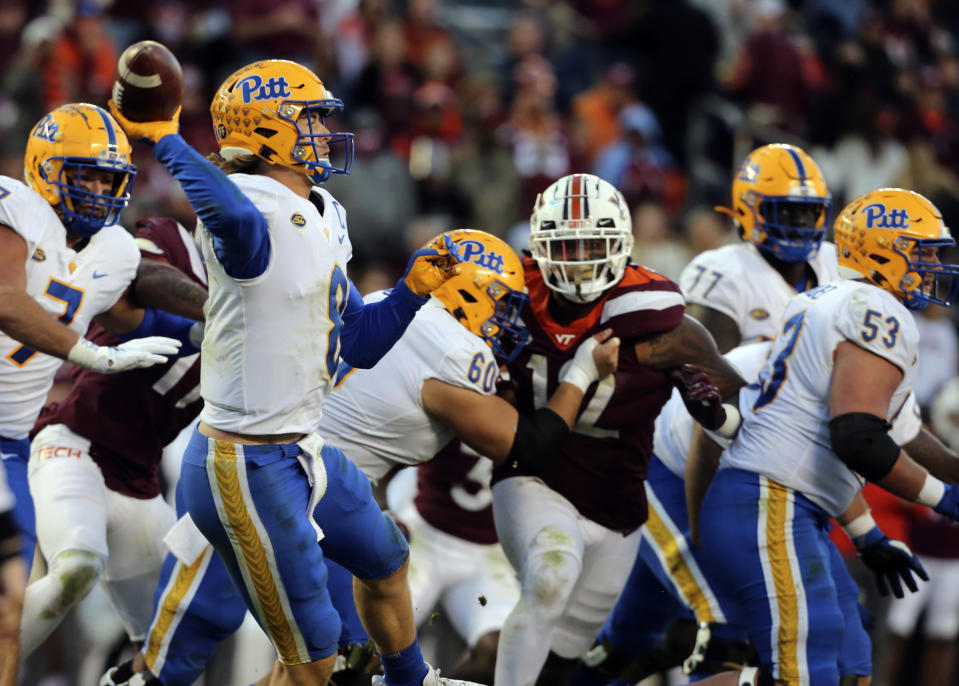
[24,103,136,237]
[718,143,831,263]
[433,229,531,362]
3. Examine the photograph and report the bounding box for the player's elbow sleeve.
[829,412,900,482]
[506,408,570,473]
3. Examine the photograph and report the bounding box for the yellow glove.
[403,234,463,297]
[108,100,180,145]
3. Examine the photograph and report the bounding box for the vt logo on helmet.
[834,187,959,311]
[718,143,831,263]
[432,229,532,362]
[529,173,634,304]
[211,60,354,184]
[24,104,137,237]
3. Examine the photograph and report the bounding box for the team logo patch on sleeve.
[291,212,307,228]
[31,247,46,262]
[749,307,770,320]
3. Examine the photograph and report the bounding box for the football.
[111,40,183,123]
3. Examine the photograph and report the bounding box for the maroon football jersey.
[415,440,498,545]
[32,218,206,499]
[494,258,685,533]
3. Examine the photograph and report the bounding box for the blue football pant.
[171,429,403,672]
[1,436,34,572]
[698,468,870,685]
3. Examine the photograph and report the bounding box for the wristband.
[713,403,741,438]
[560,337,604,393]
[841,512,877,540]
[917,474,947,507]
[562,366,597,394]
[66,338,99,368]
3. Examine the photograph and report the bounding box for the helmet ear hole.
[457,289,478,304]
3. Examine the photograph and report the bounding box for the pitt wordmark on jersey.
[0,176,139,438]
[319,297,497,485]
[679,241,839,343]
[723,278,919,516]
[196,175,353,435]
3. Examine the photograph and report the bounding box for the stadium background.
[3,0,959,684]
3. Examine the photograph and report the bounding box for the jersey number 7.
[7,278,84,366]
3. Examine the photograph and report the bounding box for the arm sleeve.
[338,280,428,369]
[120,306,200,356]
[153,135,270,279]
[678,251,744,324]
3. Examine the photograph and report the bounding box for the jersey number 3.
[7,278,84,366]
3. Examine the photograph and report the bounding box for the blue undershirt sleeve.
[153,134,270,279]
[338,280,428,368]
[121,307,200,356]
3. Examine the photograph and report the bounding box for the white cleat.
[371,663,486,686]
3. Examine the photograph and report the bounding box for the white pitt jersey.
[653,341,921,480]
[319,297,496,485]
[722,279,919,516]
[679,242,839,344]
[197,175,353,435]
[0,177,139,439]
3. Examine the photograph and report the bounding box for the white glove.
[560,336,603,393]
[67,336,182,374]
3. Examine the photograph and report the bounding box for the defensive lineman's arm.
[93,259,207,336]
[633,315,745,399]
[684,302,741,355]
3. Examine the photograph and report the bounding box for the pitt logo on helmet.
[32,114,60,142]
[459,239,506,273]
[863,203,910,230]
[238,74,292,103]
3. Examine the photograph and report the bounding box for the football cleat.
[25,103,137,237]
[99,660,163,686]
[210,59,354,183]
[834,187,959,310]
[529,173,633,303]
[432,229,531,362]
[371,663,486,686]
[717,143,830,263]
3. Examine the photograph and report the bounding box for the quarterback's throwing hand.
[854,527,928,598]
[402,234,463,297]
[108,100,180,145]
[68,336,182,374]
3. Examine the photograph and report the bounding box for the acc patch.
[291,212,307,228]
[749,307,770,320]
[31,247,46,262]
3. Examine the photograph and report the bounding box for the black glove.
[854,527,928,598]
[669,365,726,431]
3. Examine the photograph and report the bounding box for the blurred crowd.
[6,0,959,685]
